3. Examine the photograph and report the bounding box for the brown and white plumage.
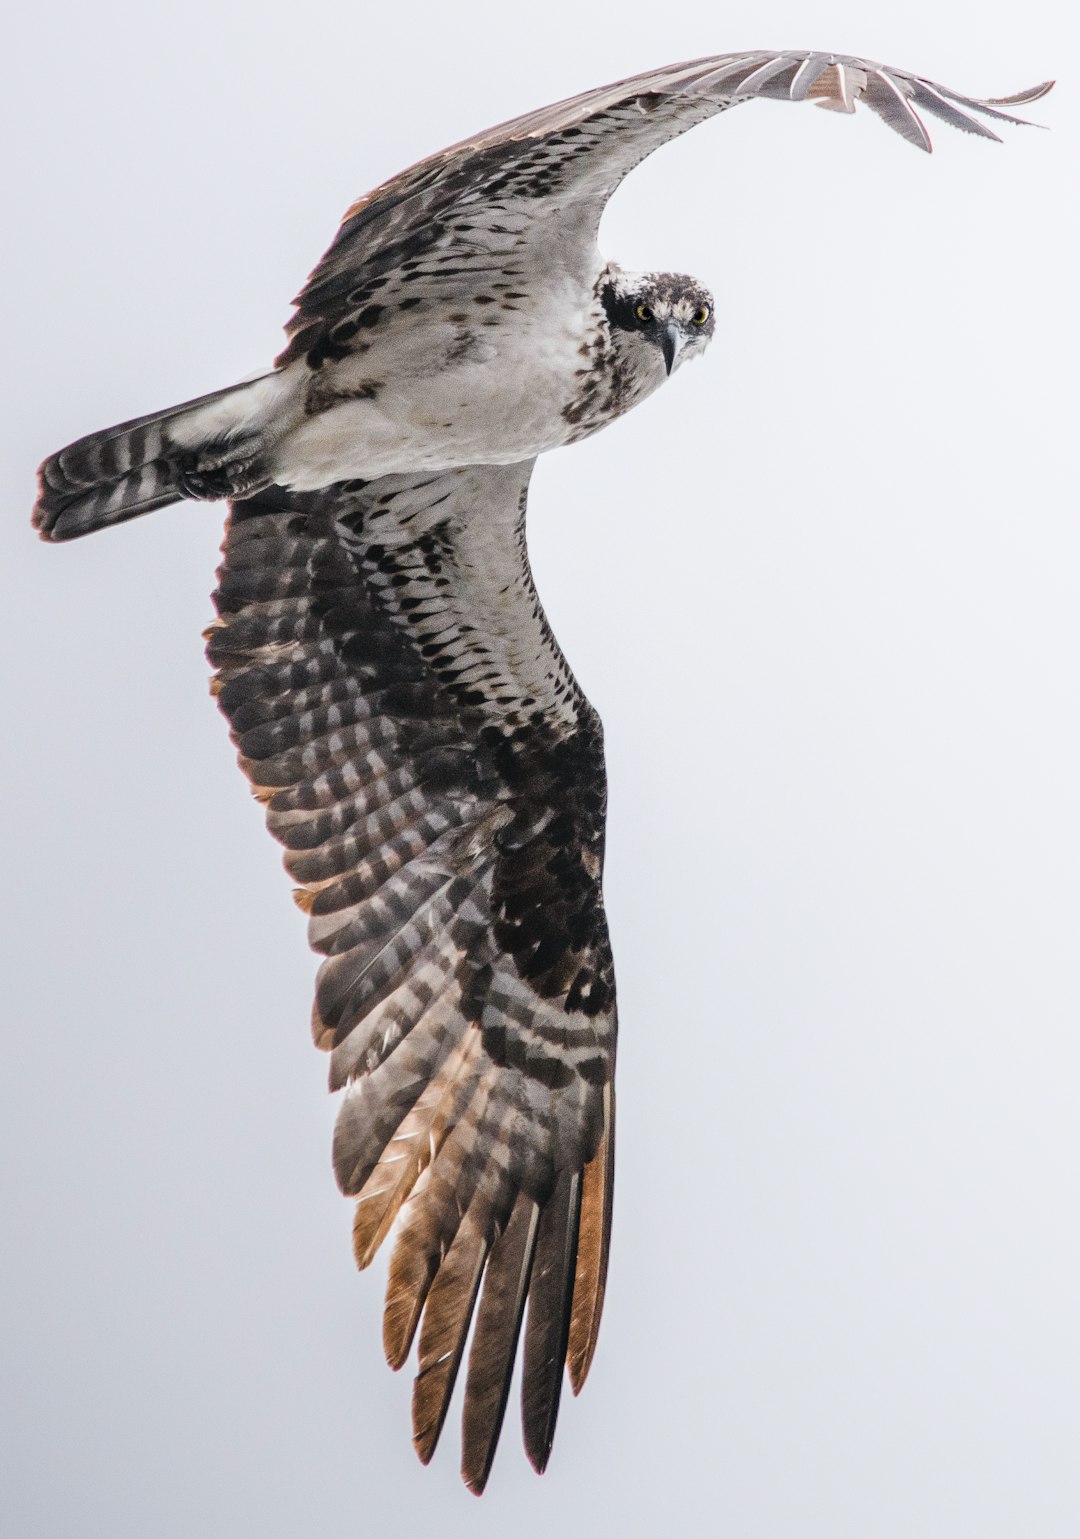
[34,51,1050,537]
[32,46,1050,1489]
[206,464,615,1487]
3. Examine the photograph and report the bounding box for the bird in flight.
[34,49,1050,1492]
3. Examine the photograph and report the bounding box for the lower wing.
[206,462,616,1490]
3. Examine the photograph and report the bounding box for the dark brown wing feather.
[412,1206,491,1464]
[207,463,616,1486]
[521,1168,583,1475]
[278,52,1052,369]
[461,1194,542,1494]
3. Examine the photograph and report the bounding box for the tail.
[33,373,288,541]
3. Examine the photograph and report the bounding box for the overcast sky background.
[2,2,1076,1535]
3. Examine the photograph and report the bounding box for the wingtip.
[462,1447,498,1496]
[460,1417,500,1495]
[525,1437,555,1477]
[986,79,1055,106]
[932,74,1055,131]
[521,1404,559,1474]
[413,1427,439,1467]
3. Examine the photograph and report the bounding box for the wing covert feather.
[280,51,1051,368]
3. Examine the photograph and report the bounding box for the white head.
[600,268,716,378]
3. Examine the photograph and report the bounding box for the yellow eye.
[691,305,710,326]
[634,302,654,323]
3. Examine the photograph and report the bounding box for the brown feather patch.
[567,1081,615,1394]
[382,1073,491,1369]
[461,1195,541,1495]
[353,1044,472,1269]
[521,1169,582,1473]
[412,1215,490,1464]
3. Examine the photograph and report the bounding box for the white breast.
[272,276,602,491]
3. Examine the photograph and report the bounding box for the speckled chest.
[559,316,658,445]
[274,268,658,488]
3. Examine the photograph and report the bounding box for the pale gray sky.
[2,3,1076,1535]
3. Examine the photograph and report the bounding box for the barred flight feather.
[521,1169,583,1474]
[413,1210,491,1464]
[567,1082,616,1395]
[208,465,617,1483]
[461,1194,542,1493]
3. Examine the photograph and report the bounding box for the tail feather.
[36,465,186,541]
[33,375,282,542]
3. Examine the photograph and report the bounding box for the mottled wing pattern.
[280,50,1051,368]
[206,462,615,1488]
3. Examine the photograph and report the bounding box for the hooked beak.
[661,321,684,376]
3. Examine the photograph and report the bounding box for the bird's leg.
[176,437,272,502]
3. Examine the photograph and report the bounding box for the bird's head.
[600,270,715,377]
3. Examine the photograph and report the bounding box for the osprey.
[33,50,1050,1492]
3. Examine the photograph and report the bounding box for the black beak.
[661,321,682,376]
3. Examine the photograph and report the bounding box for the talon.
[176,452,264,502]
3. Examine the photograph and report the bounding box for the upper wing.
[206,461,615,1491]
[279,50,1052,367]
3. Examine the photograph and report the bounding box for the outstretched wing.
[206,462,616,1490]
[280,50,1052,367]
